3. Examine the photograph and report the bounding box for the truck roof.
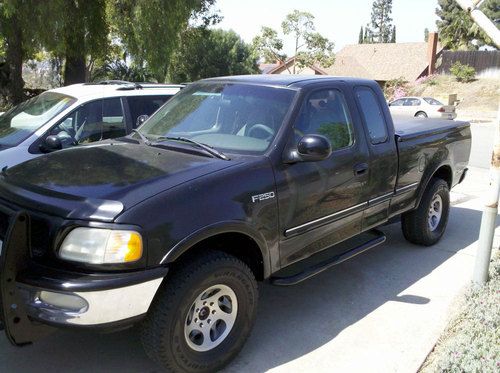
[202,75,376,88]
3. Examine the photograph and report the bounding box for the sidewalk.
[223,168,497,373]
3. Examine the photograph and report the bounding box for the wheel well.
[172,232,265,281]
[415,111,427,117]
[432,166,452,188]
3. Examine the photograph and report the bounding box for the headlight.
[59,227,143,264]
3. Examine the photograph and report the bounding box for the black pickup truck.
[0,76,470,372]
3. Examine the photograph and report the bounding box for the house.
[265,33,442,86]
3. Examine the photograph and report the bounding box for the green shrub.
[426,77,438,86]
[449,61,476,83]
[383,77,409,101]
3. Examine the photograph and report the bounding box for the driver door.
[275,85,371,267]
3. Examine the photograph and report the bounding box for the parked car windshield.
[0,92,76,147]
[423,97,443,105]
[139,82,296,154]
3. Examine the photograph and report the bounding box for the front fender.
[160,220,272,278]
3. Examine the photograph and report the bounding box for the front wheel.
[141,251,258,373]
[401,178,450,246]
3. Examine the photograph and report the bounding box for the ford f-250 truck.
[0,76,470,372]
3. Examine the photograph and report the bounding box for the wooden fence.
[437,50,500,78]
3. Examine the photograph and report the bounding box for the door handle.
[354,163,368,176]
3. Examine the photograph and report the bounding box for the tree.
[0,0,42,104]
[436,0,499,50]
[364,26,372,43]
[92,60,157,83]
[252,27,287,65]
[107,0,220,82]
[167,28,258,83]
[424,28,429,42]
[39,0,109,85]
[359,26,364,44]
[367,0,394,43]
[390,25,396,43]
[253,10,335,74]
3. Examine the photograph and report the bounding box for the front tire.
[401,178,450,246]
[141,251,258,373]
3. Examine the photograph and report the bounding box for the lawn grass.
[420,251,500,372]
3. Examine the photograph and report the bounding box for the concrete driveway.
[0,126,497,372]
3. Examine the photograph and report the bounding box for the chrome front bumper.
[0,205,169,345]
[19,277,164,326]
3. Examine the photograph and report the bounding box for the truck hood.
[1,142,239,221]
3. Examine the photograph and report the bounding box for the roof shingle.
[324,42,441,82]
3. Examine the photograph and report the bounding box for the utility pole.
[454,1,500,284]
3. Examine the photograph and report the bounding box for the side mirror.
[284,134,332,163]
[136,114,149,127]
[40,135,62,152]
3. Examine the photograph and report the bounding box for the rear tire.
[141,251,258,373]
[401,178,450,246]
[415,111,428,118]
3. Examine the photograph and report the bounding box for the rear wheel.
[401,178,450,246]
[415,111,428,118]
[141,251,258,373]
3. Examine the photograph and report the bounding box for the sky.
[214,0,440,54]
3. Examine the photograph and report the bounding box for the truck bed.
[391,117,471,214]
[394,117,470,140]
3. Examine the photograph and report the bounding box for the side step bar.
[270,230,386,286]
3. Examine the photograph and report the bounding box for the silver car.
[389,96,457,120]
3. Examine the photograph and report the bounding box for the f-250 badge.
[252,192,275,203]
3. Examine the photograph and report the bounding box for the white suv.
[0,81,183,169]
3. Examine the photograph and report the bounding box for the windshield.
[139,82,296,154]
[0,92,76,147]
[423,97,443,105]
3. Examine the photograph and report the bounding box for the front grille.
[30,216,52,258]
[0,209,9,240]
[0,199,54,259]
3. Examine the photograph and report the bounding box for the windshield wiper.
[155,136,230,160]
[131,129,152,146]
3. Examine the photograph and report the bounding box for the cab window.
[294,89,354,151]
[355,87,388,145]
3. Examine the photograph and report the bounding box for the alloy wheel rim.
[184,284,238,352]
[428,194,443,231]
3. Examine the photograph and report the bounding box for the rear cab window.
[354,86,388,145]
